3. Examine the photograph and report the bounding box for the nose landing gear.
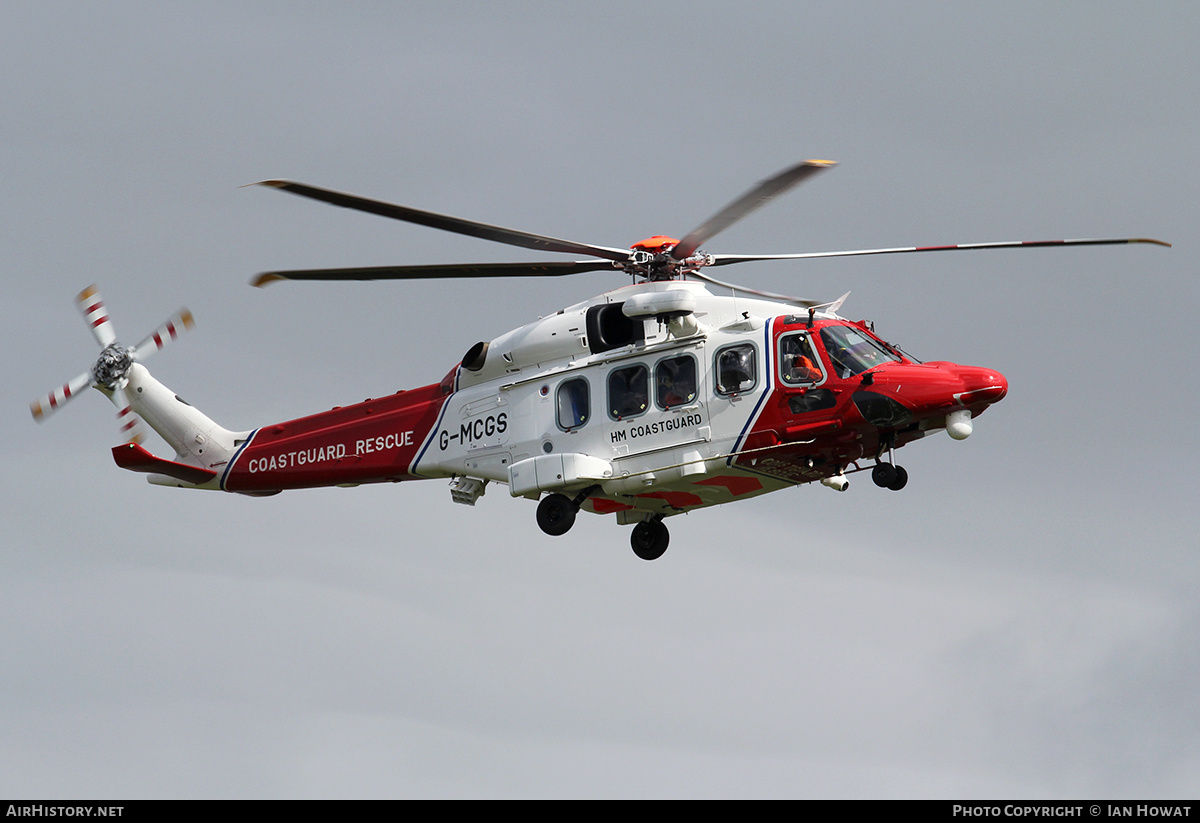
[871,461,908,491]
[870,438,908,492]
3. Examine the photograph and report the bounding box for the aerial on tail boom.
[32,160,1169,559]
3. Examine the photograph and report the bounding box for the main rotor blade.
[687,270,817,308]
[256,180,634,264]
[706,237,1172,267]
[671,160,837,260]
[252,260,616,287]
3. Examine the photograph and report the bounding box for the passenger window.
[556,378,589,431]
[779,333,824,385]
[655,355,697,408]
[715,344,757,396]
[608,364,649,419]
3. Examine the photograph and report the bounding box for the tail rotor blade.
[133,308,194,361]
[30,372,94,422]
[110,385,145,445]
[75,285,117,348]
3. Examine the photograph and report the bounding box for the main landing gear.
[630,517,669,561]
[536,489,671,560]
[536,492,578,536]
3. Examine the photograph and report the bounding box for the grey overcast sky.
[3,1,1197,799]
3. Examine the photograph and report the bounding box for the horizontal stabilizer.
[112,442,217,485]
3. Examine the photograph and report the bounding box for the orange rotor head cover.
[630,235,679,253]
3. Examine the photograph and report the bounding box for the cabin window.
[779,332,824,385]
[655,355,697,409]
[714,343,757,396]
[608,364,649,420]
[556,378,590,431]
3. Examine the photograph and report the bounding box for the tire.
[536,493,576,536]
[871,463,897,488]
[887,465,908,491]
[630,519,670,561]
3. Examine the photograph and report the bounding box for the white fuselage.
[411,280,805,517]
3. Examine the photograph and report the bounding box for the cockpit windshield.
[819,325,902,378]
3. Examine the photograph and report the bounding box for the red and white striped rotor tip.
[75,284,117,348]
[133,308,195,360]
[111,387,146,445]
[30,371,93,422]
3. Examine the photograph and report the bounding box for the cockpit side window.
[556,377,590,431]
[655,355,697,409]
[714,343,757,396]
[779,332,824,385]
[608,364,649,420]
[819,325,902,378]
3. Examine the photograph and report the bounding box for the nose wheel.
[871,461,908,491]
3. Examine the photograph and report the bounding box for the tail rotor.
[30,285,194,444]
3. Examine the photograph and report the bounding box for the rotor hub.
[91,343,133,389]
[623,243,714,282]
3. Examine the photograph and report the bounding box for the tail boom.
[218,383,451,493]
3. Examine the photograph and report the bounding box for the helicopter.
[30,160,1169,560]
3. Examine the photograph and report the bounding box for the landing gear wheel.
[886,465,908,491]
[630,519,670,561]
[536,493,577,536]
[871,463,897,488]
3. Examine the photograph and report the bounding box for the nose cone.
[954,365,1008,406]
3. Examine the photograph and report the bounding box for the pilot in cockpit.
[782,335,823,384]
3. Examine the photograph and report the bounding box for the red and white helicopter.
[31,160,1168,559]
